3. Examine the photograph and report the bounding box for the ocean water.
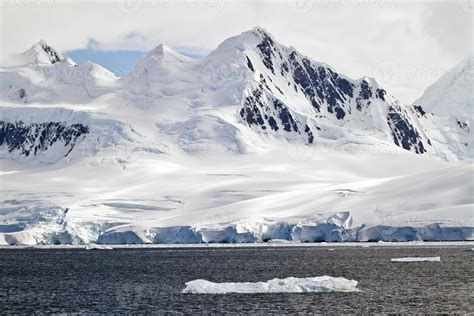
[0,245,473,314]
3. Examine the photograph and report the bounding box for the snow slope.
[412,57,473,162]
[414,57,473,119]
[0,28,472,245]
[120,28,431,155]
[1,145,471,245]
[0,40,117,104]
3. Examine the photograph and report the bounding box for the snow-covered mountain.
[0,40,117,104]
[120,28,431,155]
[414,57,473,119]
[22,40,70,65]
[1,29,469,160]
[411,57,473,161]
[0,28,472,245]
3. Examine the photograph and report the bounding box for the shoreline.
[1,241,473,249]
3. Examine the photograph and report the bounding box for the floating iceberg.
[85,244,113,250]
[182,276,360,294]
[390,256,440,262]
[267,239,295,244]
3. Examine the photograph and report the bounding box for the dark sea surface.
[0,245,473,314]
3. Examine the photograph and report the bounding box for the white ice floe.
[85,244,113,250]
[182,276,360,294]
[390,256,440,262]
[267,239,295,244]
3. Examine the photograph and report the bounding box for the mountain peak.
[252,26,274,39]
[148,44,174,56]
[123,43,193,85]
[414,56,473,118]
[142,43,192,63]
[23,40,65,65]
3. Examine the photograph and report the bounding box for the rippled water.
[1,245,473,313]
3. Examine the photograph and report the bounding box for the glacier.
[0,28,473,245]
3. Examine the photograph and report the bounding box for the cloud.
[420,1,472,56]
[86,38,100,50]
[1,0,472,103]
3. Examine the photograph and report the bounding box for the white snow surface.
[414,57,473,119]
[412,57,473,162]
[0,28,473,245]
[182,276,360,294]
[390,257,441,262]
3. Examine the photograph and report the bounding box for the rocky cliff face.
[0,121,89,157]
[233,28,431,154]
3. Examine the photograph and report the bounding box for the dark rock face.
[273,100,298,132]
[356,80,373,111]
[40,42,64,64]
[0,121,89,157]
[289,53,354,120]
[240,88,267,129]
[358,81,372,100]
[413,105,426,117]
[242,30,431,154]
[256,30,276,75]
[376,88,386,101]
[240,87,305,137]
[17,88,26,99]
[387,107,426,154]
[268,116,279,131]
[305,125,314,144]
[457,119,470,133]
[289,52,321,111]
[245,56,254,72]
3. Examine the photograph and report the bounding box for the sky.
[1,0,472,104]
